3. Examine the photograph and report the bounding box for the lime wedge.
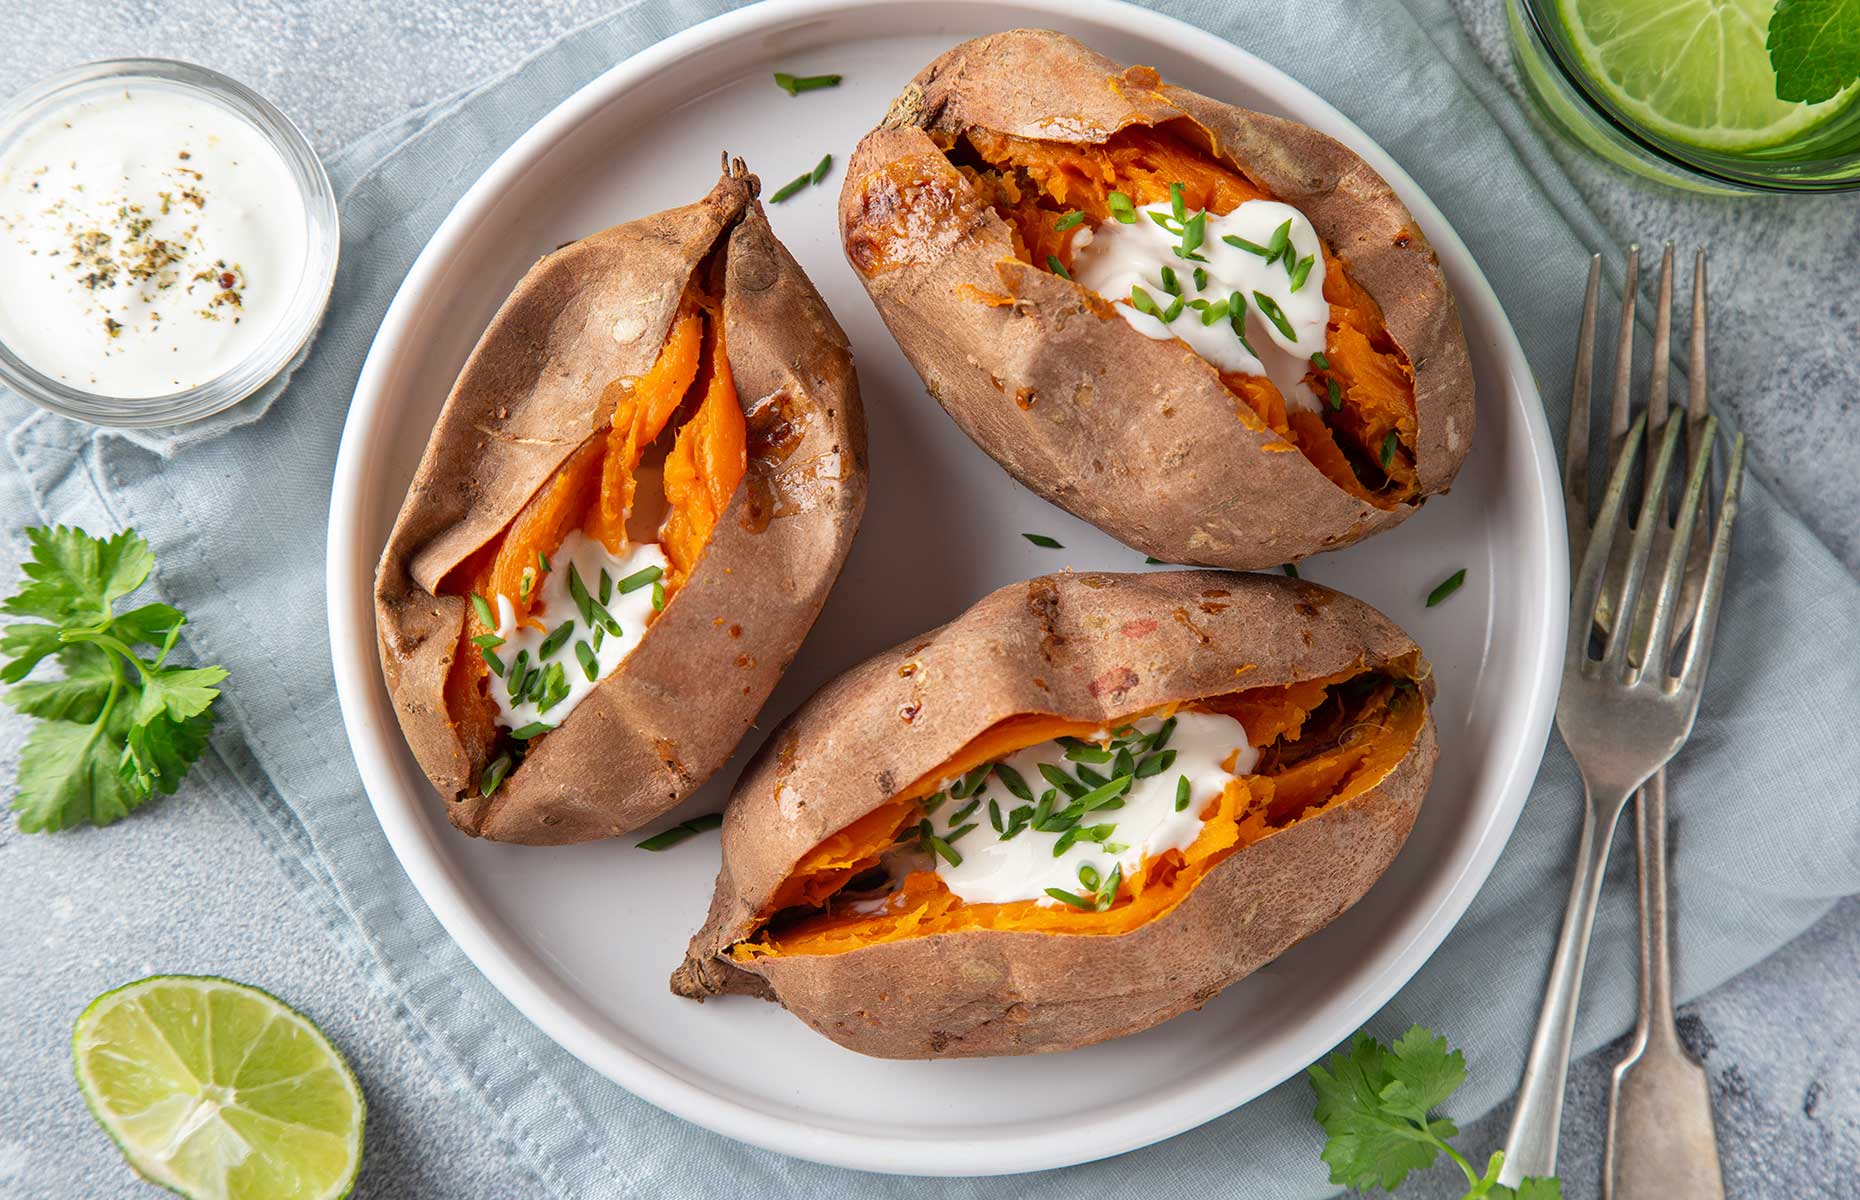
[72,976,364,1200]
[1559,0,1856,152]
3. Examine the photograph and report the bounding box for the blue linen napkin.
[7,0,1859,1196]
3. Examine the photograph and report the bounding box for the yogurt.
[0,86,308,397]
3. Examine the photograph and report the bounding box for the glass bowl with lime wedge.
[1510,0,1860,191]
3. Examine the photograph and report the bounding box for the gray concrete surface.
[3,2,1856,1198]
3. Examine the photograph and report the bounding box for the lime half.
[1560,0,1856,152]
[72,976,365,1200]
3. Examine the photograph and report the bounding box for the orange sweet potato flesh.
[959,126,1418,506]
[439,296,746,741]
[735,669,1423,959]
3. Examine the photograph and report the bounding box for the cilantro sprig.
[1308,1026,1562,1199]
[3,526,227,832]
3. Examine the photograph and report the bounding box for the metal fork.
[1497,245,1747,1188]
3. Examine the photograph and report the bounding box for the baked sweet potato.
[672,570,1436,1057]
[375,161,867,845]
[839,30,1474,568]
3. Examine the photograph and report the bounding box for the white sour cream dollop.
[485,530,667,732]
[922,711,1259,908]
[1072,198,1328,410]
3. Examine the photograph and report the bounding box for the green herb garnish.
[1045,887,1093,910]
[1288,254,1315,291]
[988,798,1004,833]
[1311,351,1331,369]
[1135,749,1176,778]
[1107,191,1137,223]
[479,753,512,797]
[537,551,551,574]
[1,526,229,832]
[1264,218,1293,263]
[618,564,662,594]
[810,154,833,184]
[953,764,992,799]
[1193,266,1209,290]
[1047,255,1072,280]
[1063,740,1112,764]
[768,172,813,203]
[652,580,666,612]
[1054,210,1086,232]
[574,639,600,682]
[635,811,724,850]
[1022,533,1064,549]
[1222,233,1272,256]
[994,762,1034,801]
[1159,265,1181,295]
[538,619,575,661]
[1175,210,1207,261]
[773,71,842,96]
[1282,563,1301,579]
[598,569,613,606]
[519,566,535,602]
[1161,295,1185,323]
[1229,292,1256,354]
[481,648,507,677]
[1039,761,1086,798]
[1130,285,1162,317]
[1328,377,1343,410]
[1768,1,1860,104]
[1381,431,1399,469]
[470,592,496,628]
[508,721,551,740]
[1175,775,1191,812]
[1253,291,1296,340]
[1308,1025,1563,1198]
[1426,569,1468,608]
[927,834,962,867]
[1169,181,1187,220]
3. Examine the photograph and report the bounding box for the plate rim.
[325,0,1569,1176]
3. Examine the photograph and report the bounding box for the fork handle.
[1499,784,1633,1185]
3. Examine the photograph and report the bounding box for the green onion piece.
[1328,378,1343,410]
[590,625,605,652]
[1253,291,1296,340]
[1096,865,1124,910]
[1159,265,1180,295]
[945,822,978,844]
[574,639,599,682]
[1265,218,1292,263]
[768,172,812,203]
[1144,556,1165,564]
[508,649,530,690]
[1046,255,1071,280]
[519,567,535,602]
[1193,266,1209,291]
[1381,431,1399,469]
[1064,742,1112,764]
[470,593,496,628]
[1222,233,1271,257]
[1045,887,1093,910]
[538,619,575,661]
[1199,298,1230,327]
[1039,762,1086,799]
[994,762,1034,802]
[566,564,596,624]
[949,798,981,826]
[1130,285,1161,316]
[471,633,504,649]
[619,564,663,593]
[598,569,614,606]
[481,648,506,677]
[1175,776,1191,812]
[1136,749,1176,778]
[537,551,551,574]
[1052,827,1082,857]
[1077,774,1133,814]
[652,580,666,612]
[1311,351,1330,369]
[509,721,551,740]
[1074,763,1109,788]
[534,663,569,714]
[810,154,832,184]
[1078,863,1101,889]
[1289,254,1315,291]
[635,812,724,851]
[1104,841,1129,855]
[1162,296,1185,323]
[1229,292,1256,354]
[1022,532,1063,549]
[1147,211,1183,235]
[988,798,1004,833]
[1032,790,1055,828]
[1107,191,1137,223]
[1053,210,1086,232]
[1112,746,1135,779]
[1169,181,1187,220]
[1147,717,1176,751]
[1427,568,1468,607]
[1181,210,1206,256]
[921,791,947,815]
[772,71,842,96]
[479,754,513,798]
[928,835,962,867]
[956,764,992,798]
[1283,562,1301,579]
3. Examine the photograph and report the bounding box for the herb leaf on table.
[1308,1025,1562,1198]
[1768,0,1860,104]
[3,526,227,831]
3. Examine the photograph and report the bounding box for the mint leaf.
[1,526,153,625]
[1309,1032,1445,1191]
[1769,0,1860,104]
[12,712,141,831]
[6,644,115,722]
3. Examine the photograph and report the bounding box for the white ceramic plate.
[327,0,1565,1177]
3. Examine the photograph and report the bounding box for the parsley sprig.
[3,526,228,832]
[1308,1026,1562,1199]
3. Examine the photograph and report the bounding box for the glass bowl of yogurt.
[0,59,338,427]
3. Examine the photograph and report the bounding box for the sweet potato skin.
[375,163,867,845]
[672,570,1437,1057]
[838,30,1475,568]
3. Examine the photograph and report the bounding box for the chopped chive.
[1077,774,1133,813]
[945,822,979,844]
[1046,255,1071,280]
[1039,762,1087,798]
[635,812,724,851]
[1104,841,1129,855]
[598,568,613,606]
[1053,210,1086,232]
[1222,233,1272,257]
[534,662,569,713]
[1253,291,1296,341]
[470,593,496,628]
[567,564,596,624]
[1199,298,1230,326]
[574,639,600,682]
[1074,763,1109,788]
[1169,181,1187,220]
[1175,775,1191,811]
[1172,246,1208,263]
[1078,863,1101,889]
[1130,285,1161,316]
[1147,211,1183,235]
[471,633,504,649]
[1052,827,1082,857]
[1265,218,1292,263]
[479,753,513,797]
[810,153,833,184]
[949,798,981,826]
[1288,254,1315,291]
[1159,265,1180,295]
[1136,749,1176,778]
[994,763,1033,802]
[955,764,992,798]
[652,580,666,612]
[1193,266,1209,291]
[1380,431,1399,469]
[1328,377,1343,410]
[1282,562,1301,578]
[1023,532,1064,549]
[1229,292,1256,354]
[1096,865,1124,910]
[1162,296,1185,322]
[1180,210,1206,256]
[1082,823,1116,844]
[1311,351,1330,369]
[1147,716,1177,752]
[1045,887,1093,910]
[1427,568,1468,607]
[773,71,841,96]
[522,567,539,603]
[537,551,551,574]
[988,798,1004,833]
[509,721,551,740]
[768,172,812,203]
[1112,746,1135,779]
[538,619,575,660]
[481,648,506,677]
[590,625,605,652]
[1033,790,1055,828]
[1107,191,1137,223]
[1064,742,1113,764]
[928,835,962,867]
[618,565,662,594]
[509,649,530,689]
[922,792,948,817]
